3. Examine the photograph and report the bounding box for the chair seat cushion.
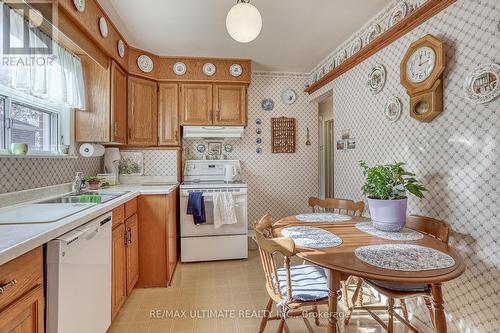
[276,265,329,302]
[368,279,430,292]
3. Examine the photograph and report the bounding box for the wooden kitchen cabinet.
[158,83,180,146]
[179,83,213,125]
[213,84,247,126]
[127,76,158,146]
[111,223,127,320]
[125,214,139,295]
[0,285,44,333]
[110,60,128,143]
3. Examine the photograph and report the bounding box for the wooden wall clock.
[400,34,445,122]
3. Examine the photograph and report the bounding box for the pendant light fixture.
[226,0,262,43]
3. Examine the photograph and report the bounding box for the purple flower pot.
[367,197,407,232]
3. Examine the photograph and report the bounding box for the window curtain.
[0,4,86,110]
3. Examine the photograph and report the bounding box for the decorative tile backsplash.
[184,73,319,224]
[309,0,499,332]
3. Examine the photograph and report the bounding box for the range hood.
[183,126,244,139]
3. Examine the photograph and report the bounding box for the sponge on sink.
[79,195,102,203]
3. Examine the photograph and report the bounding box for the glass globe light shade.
[226,2,262,43]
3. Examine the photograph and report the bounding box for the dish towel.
[213,192,237,229]
[187,192,206,225]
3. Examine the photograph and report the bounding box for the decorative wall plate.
[281,89,297,105]
[117,40,125,58]
[384,96,403,122]
[328,60,335,72]
[203,63,216,76]
[73,0,85,12]
[224,143,234,153]
[196,144,206,153]
[365,24,381,45]
[229,64,243,77]
[256,128,262,135]
[388,1,408,28]
[255,118,262,125]
[336,50,347,66]
[261,98,274,111]
[256,147,263,154]
[137,55,154,73]
[99,17,108,38]
[367,64,386,94]
[173,62,187,76]
[350,37,363,56]
[464,63,500,104]
[256,138,262,144]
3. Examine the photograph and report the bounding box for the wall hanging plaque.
[464,63,500,104]
[368,64,386,94]
[173,62,187,76]
[137,55,154,73]
[384,96,403,122]
[272,117,296,153]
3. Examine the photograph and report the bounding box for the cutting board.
[0,203,96,225]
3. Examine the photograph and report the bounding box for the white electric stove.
[180,160,248,262]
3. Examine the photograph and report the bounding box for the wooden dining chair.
[255,214,329,333]
[344,215,451,333]
[308,197,365,216]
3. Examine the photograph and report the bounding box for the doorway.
[318,96,334,198]
[324,119,334,198]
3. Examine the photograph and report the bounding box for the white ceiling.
[98,0,392,72]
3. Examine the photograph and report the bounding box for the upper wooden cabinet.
[179,83,213,125]
[127,76,158,146]
[213,84,247,126]
[110,61,128,143]
[158,83,180,146]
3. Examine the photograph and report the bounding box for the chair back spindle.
[406,215,450,244]
[308,197,365,216]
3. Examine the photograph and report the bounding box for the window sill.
[0,153,79,159]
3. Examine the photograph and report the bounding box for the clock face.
[406,46,436,83]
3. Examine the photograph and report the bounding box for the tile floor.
[108,250,416,333]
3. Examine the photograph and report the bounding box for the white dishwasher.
[46,212,112,333]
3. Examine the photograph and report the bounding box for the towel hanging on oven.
[213,192,237,229]
[187,192,206,225]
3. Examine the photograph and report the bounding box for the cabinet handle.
[114,122,118,137]
[128,228,132,245]
[0,279,17,295]
[128,128,132,139]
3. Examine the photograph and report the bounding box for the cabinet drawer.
[112,205,125,228]
[0,247,43,311]
[125,198,138,219]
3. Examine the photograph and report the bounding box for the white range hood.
[183,126,244,139]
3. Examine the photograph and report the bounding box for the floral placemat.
[355,244,455,271]
[281,226,343,248]
[296,213,352,223]
[355,222,424,241]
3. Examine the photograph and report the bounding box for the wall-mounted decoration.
[350,37,363,56]
[261,98,274,111]
[73,0,85,12]
[137,55,154,73]
[196,144,206,153]
[306,128,312,146]
[336,49,347,66]
[229,64,243,77]
[173,62,187,76]
[272,117,296,153]
[336,140,346,150]
[388,1,408,28]
[256,147,263,154]
[207,142,223,158]
[347,138,356,149]
[341,129,350,140]
[464,63,500,104]
[256,128,262,135]
[281,89,297,105]
[119,151,144,175]
[328,60,335,72]
[203,63,217,76]
[365,24,381,45]
[117,40,125,58]
[401,34,445,122]
[224,143,234,153]
[368,64,386,94]
[384,96,403,122]
[98,17,108,38]
[256,138,262,144]
[255,118,262,125]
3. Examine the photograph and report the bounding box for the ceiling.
[98,0,392,73]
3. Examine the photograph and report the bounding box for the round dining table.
[273,215,465,333]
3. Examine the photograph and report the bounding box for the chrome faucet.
[72,172,87,194]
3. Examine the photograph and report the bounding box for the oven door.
[180,189,248,237]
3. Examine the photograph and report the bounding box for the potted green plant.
[359,161,427,231]
[84,176,102,190]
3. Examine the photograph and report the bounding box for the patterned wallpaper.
[0,156,102,194]
[183,72,319,224]
[309,0,499,332]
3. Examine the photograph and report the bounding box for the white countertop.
[0,183,178,266]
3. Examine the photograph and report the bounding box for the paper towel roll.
[79,143,105,157]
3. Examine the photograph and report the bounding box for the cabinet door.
[179,83,213,125]
[127,76,158,145]
[0,285,44,333]
[110,61,127,144]
[158,83,180,146]
[213,84,247,126]
[125,214,139,294]
[111,224,127,320]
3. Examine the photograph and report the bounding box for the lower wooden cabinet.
[0,285,44,333]
[125,214,139,295]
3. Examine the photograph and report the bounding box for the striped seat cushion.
[276,265,329,302]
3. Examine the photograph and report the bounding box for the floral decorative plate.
[137,55,154,73]
[464,63,500,104]
[350,37,363,56]
[367,64,386,94]
[196,144,206,153]
[203,63,217,76]
[173,62,187,76]
[388,1,408,28]
[365,24,381,45]
[281,89,297,105]
[117,40,125,58]
[73,0,85,12]
[224,143,233,153]
[261,98,274,111]
[336,49,347,66]
[256,147,263,154]
[255,118,262,125]
[99,17,108,38]
[328,60,335,72]
[384,96,403,122]
[230,64,243,77]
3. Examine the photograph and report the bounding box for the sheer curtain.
[0,4,86,110]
